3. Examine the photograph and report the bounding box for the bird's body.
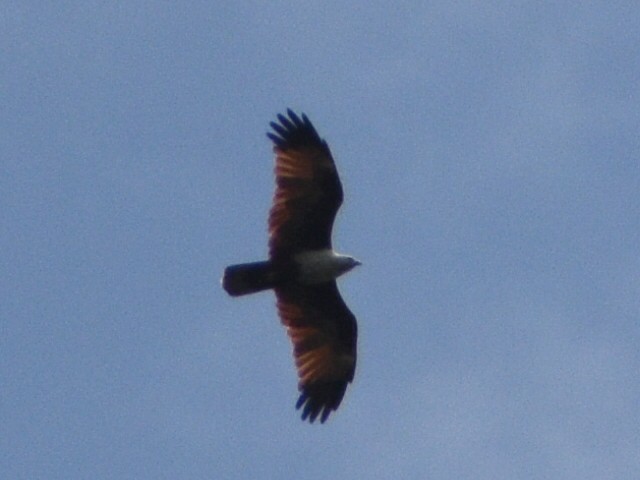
[222,250,359,295]
[222,110,360,423]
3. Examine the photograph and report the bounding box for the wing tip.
[267,109,324,151]
[295,381,348,424]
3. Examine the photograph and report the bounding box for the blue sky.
[3,2,640,478]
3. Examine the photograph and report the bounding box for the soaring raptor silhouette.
[222,110,360,423]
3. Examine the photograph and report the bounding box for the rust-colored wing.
[275,282,357,423]
[267,110,343,259]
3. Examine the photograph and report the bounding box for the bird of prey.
[222,109,360,423]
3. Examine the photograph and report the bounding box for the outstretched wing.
[267,110,343,259]
[275,282,357,423]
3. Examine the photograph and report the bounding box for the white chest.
[294,250,346,284]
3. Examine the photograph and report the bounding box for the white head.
[334,253,362,276]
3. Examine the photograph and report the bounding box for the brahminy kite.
[222,110,360,423]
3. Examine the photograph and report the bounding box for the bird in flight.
[222,109,360,423]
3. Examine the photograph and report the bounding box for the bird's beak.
[354,259,362,267]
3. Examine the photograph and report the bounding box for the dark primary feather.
[267,110,344,258]
[296,381,348,423]
[267,109,323,149]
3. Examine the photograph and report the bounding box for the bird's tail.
[222,261,278,296]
